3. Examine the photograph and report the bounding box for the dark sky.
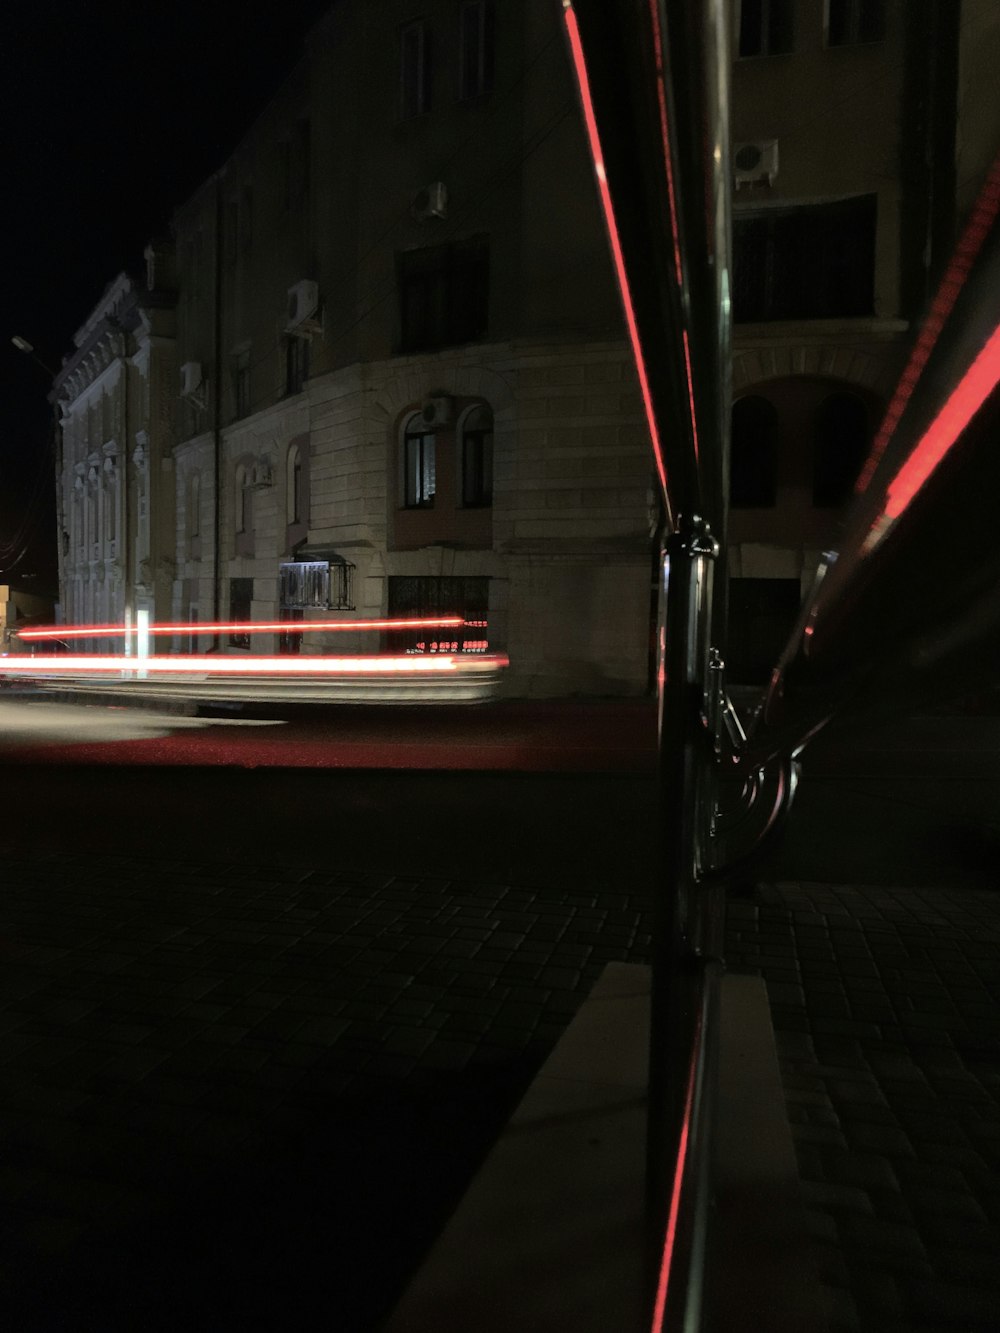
[0,0,335,578]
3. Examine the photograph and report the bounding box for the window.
[188,473,201,540]
[294,120,311,198]
[827,0,884,46]
[188,607,199,654]
[461,404,493,507]
[285,335,310,396]
[233,458,252,541]
[733,195,876,322]
[401,21,431,118]
[730,396,778,507]
[234,349,251,418]
[287,445,303,524]
[403,422,436,507]
[225,200,239,266]
[241,187,254,254]
[279,608,303,655]
[278,140,292,211]
[459,2,495,100]
[387,575,489,654]
[229,578,253,649]
[398,237,489,352]
[738,0,794,57]
[279,560,354,610]
[813,392,870,506]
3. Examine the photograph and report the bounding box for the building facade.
[54,257,178,646]
[52,0,1000,692]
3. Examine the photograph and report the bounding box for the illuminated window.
[733,196,876,322]
[459,2,495,100]
[398,238,489,352]
[279,559,354,611]
[738,0,794,57]
[461,404,493,507]
[730,396,778,507]
[827,0,884,46]
[285,335,310,396]
[403,421,436,507]
[813,392,870,507]
[401,21,431,118]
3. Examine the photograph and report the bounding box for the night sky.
[0,0,335,585]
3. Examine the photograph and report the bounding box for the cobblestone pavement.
[0,844,654,1331]
[726,881,1000,1333]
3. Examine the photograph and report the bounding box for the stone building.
[53,256,177,647]
[167,0,651,695]
[51,0,1000,692]
[726,0,1000,679]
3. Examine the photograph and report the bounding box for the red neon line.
[650,1016,701,1333]
[857,153,1000,495]
[0,653,509,676]
[882,320,1000,522]
[19,616,470,641]
[647,0,684,289]
[563,3,671,512]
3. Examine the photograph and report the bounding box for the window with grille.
[738,0,794,57]
[459,2,495,100]
[279,560,354,611]
[386,575,489,654]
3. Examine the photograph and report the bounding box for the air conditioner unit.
[412,181,447,221]
[733,139,779,187]
[249,457,274,490]
[286,279,321,333]
[180,361,204,397]
[421,395,454,427]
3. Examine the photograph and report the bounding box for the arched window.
[813,392,869,507]
[235,463,249,533]
[730,395,778,507]
[287,444,302,524]
[460,403,493,507]
[402,415,436,507]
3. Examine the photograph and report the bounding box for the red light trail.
[0,653,509,676]
[563,1,672,514]
[856,152,1000,498]
[18,616,470,642]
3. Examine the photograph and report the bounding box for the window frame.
[459,403,494,508]
[402,418,437,509]
[285,334,310,397]
[737,0,794,59]
[459,1,495,101]
[400,20,431,119]
[825,0,885,47]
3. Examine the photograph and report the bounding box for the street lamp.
[11,335,57,377]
